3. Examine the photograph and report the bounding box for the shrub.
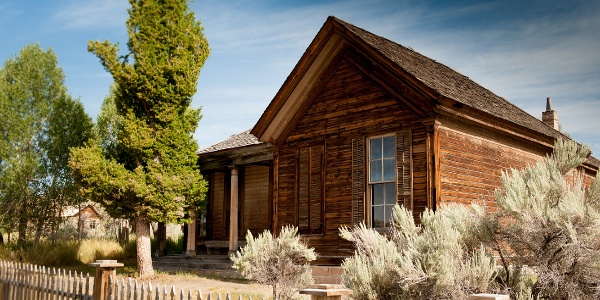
[231,225,316,300]
[493,139,600,299]
[340,204,498,300]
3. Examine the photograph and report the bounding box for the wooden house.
[62,204,101,234]
[191,16,599,264]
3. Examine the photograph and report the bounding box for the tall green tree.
[0,44,94,246]
[70,0,209,277]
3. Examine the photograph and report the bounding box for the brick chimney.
[542,97,559,130]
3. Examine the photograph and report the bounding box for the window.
[88,220,97,230]
[369,135,397,228]
[352,131,411,229]
[296,144,325,234]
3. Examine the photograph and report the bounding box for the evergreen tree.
[70,0,209,277]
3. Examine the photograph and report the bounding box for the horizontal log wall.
[277,60,427,259]
[438,126,544,207]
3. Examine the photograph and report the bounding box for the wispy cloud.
[53,0,128,30]
[190,0,600,154]
[0,3,22,23]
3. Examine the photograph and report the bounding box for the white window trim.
[366,133,397,229]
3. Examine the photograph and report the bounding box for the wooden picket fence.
[0,260,93,300]
[107,276,264,300]
[0,260,263,300]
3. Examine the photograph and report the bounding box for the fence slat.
[154,283,160,300]
[0,260,249,300]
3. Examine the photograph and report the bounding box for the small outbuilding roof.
[198,130,262,155]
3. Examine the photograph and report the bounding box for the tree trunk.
[135,215,155,278]
[33,218,43,246]
[17,201,28,247]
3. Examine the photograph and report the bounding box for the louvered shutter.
[396,131,412,210]
[297,148,310,230]
[352,138,365,225]
[296,144,324,234]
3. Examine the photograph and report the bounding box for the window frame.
[367,133,397,229]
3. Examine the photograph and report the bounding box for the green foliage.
[494,139,600,299]
[70,0,210,277]
[231,226,316,300]
[340,204,498,300]
[71,0,208,226]
[0,43,94,245]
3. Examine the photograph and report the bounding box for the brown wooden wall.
[275,60,428,260]
[437,125,545,207]
[207,166,271,241]
[242,165,271,235]
[210,172,226,240]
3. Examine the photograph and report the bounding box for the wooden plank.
[228,166,239,253]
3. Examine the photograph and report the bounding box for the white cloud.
[54,0,128,30]
[190,0,600,155]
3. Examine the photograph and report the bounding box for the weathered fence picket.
[0,260,93,300]
[0,260,260,300]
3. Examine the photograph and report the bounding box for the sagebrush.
[231,226,316,300]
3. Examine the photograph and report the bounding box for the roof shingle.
[198,130,261,154]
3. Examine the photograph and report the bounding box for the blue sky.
[1,0,599,156]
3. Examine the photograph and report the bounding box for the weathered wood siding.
[276,60,428,259]
[242,165,271,235]
[211,172,226,240]
[438,126,545,206]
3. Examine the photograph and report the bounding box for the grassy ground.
[0,238,278,299]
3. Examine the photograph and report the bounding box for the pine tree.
[69,0,209,277]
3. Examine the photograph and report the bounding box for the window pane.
[385,183,396,205]
[373,206,384,228]
[383,158,395,181]
[370,159,382,182]
[383,136,395,158]
[370,138,382,160]
[384,205,394,227]
[372,184,384,205]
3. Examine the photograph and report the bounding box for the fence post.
[89,260,124,300]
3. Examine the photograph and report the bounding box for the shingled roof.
[331,17,564,141]
[198,130,262,154]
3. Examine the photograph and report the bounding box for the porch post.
[185,211,197,256]
[229,165,239,254]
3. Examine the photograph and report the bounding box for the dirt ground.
[118,273,312,299]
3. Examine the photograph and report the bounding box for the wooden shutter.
[397,131,412,210]
[352,138,365,225]
[296,144,324,234]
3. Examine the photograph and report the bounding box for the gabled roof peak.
[251,16,566,144]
